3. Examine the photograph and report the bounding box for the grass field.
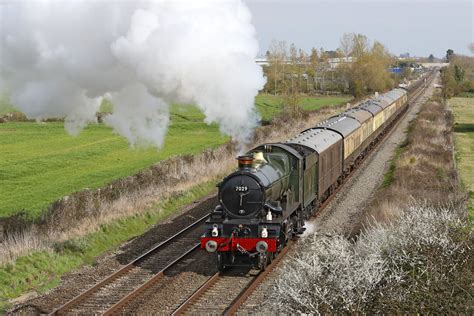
[450,97,474,220]
[0,95,349,218]
[255,95,350,121]
[0,108,227,219]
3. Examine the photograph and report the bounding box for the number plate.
[235,186,248,192]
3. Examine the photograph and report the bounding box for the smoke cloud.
[0,0,265,147]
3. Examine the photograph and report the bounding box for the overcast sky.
[245,0,473,58]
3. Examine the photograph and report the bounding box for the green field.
[450,97,474,220]
[0,96,349,218]
[0,106,227,218]
[255,94,350,121]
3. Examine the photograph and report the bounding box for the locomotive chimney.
[237,155,253,169]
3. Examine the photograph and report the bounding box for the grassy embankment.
[0,182,215,311]
[0,95,350,311]
[450,97,474,221]
[0,95,349,219]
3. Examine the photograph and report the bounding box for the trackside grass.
[0,96,349,218]
[0,182,216,312]
[450,97,474,221]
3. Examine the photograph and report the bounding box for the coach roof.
[357,100,383,116]
[342,108,372,124]
[311,115,361,137]
[285,128,342,153]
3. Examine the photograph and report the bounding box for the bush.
[53,238,87,254]
[273,204,472,314]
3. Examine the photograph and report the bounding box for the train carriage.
[312,115,362,173]
[201,85,412,271]
[285,128,343,202]
[358,100,385,138]
[341,108,374,161]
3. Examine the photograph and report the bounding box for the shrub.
[273,204,472,314]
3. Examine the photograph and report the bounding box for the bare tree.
[307,47,319,93]
[351,33,370,58]
[284,43,301,117]
[267,39,288,95]
[339,32,354,58]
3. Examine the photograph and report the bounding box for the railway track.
[49,215,209,315]
[172,242,291,316]
[49,73,434,315]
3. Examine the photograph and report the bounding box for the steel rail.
[103,244,200,315]
[49,214,209,315]
[223,241,292,316]
[171,272,221,316]
[171,241,291,316]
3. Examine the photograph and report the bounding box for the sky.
[245,0,473,58]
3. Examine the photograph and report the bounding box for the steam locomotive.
[201,88,409,270]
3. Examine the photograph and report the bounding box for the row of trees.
[262,33,400,109]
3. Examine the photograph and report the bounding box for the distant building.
[390,67,402,73]
[328,57,355,69]
[255,56,356,69]
[325,50,339,58]
[255,58,269,66]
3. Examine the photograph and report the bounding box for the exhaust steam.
[0,0,266,148]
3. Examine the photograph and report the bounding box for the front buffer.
[201,235,278,270]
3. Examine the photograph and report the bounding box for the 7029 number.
[235,186,248,192]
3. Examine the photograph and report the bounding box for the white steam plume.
[0,0,265,147]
